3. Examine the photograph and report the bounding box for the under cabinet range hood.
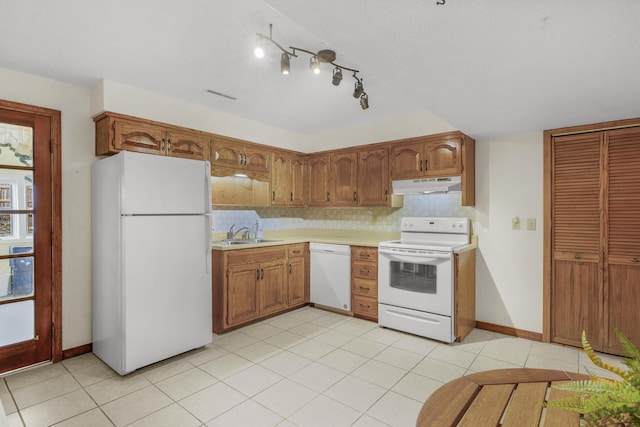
[392,176,462,195]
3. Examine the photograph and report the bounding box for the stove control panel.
[400,217,469,234]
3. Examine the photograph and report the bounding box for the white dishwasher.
[309,243,351,311]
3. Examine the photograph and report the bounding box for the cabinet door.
[307,154,330,206]
[605,128,640,353]
[259,259,288,315]
[113,120,166,155]
[290,155,306,206]
[424,139,463,176]
[211,140,242,168]
[244,146,270,172]
[358,148,389,206]
[390,142,422,179]
[552,259,602,349]
[226,262,260,326]
[271,152,290,206]
[551,133,603,349]
[167,130,209,161]
[288,257,306,306]
[331,152,358,207]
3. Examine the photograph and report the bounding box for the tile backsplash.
[212,193,475,233]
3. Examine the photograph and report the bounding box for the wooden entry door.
[0,101,61,373]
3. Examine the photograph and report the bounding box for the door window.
[389,261,437,294]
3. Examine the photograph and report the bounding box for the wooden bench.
[416,368,589,427]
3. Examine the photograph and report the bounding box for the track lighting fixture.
[332,67,343,86]
[255,24,370,110]
[281,53,290,75]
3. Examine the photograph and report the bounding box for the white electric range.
[377,217,470,342]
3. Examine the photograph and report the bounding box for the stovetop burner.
[379,217,470,252]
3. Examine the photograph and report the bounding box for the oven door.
[378,246,452,316]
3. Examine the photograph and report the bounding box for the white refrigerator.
[92,151,212,375]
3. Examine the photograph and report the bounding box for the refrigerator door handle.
[204,161,212,212]
[205,213,213,273]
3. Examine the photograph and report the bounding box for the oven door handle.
[378,247,451,261]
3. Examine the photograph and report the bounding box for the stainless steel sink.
[212,238,283,246]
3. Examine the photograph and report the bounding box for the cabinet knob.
[290,192,293,202]
[359,286,370,291]
[353,191,357,202]
[359,303,370,308]
[272,191,275,201]
[360,252,369,258]
[633,257,639,263]
[326,192,330,201]
[289,264,292,274]
[256,268,260,280]
[360,269,370,274]
[575,254,582,260]
[419,159,423,172]
[292,250,301,254]
[384,189,388,201]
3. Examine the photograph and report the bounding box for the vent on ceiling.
[204,89,237,100]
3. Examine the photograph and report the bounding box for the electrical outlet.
[527,218,536,231]
[512,217,520,230]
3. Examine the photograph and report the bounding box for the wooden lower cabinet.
[454,248,476,341]
[213,244,309,333]
[287,244,309,306]
[351,246,378,321]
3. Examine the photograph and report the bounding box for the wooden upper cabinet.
[94,112,209,160]
[389,143,422,179]
[271,151,306,206]
[166,129,209,160]
[112,120,166,155]
[358,148,390,206]
[424,139,463,175]
[211,140,243,169]
[211,138,270,173]
[290,155,306,206]
[390,138,462,179]
[271,151,290,206]
[307,154,331,207]
[331,151,358,207]
[244,146,270,172]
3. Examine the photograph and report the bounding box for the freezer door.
[120,151,210,215]
[121,215,212,374]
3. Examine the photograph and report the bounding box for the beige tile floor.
[0,306,625,427]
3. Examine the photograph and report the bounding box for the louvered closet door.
[551,133,604,349]
[605,128,640,353]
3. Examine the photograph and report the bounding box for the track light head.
[281,53,290,75]
[353,78,364,98]
[310,56,320,75]
[359,92,369,110]
[332,67,343,86]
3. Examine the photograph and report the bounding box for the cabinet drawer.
[352,294,377,318]
[287,244,306,258]
[352,277,377,298]
[227,247,287,265]
[352,246,377,262]
[352,260,377,280]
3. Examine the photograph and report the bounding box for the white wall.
[92,80,305,152]
[304,110,456,152]
[474,132,544,333]
[0,67,95,350]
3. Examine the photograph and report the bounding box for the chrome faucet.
[227,224,250,240]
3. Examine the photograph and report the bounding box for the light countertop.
[212,228,478,251]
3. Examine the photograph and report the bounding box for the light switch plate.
[512,217,520,230]
[527,218,536,231]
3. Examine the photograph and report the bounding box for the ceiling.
[1,0,639,141]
